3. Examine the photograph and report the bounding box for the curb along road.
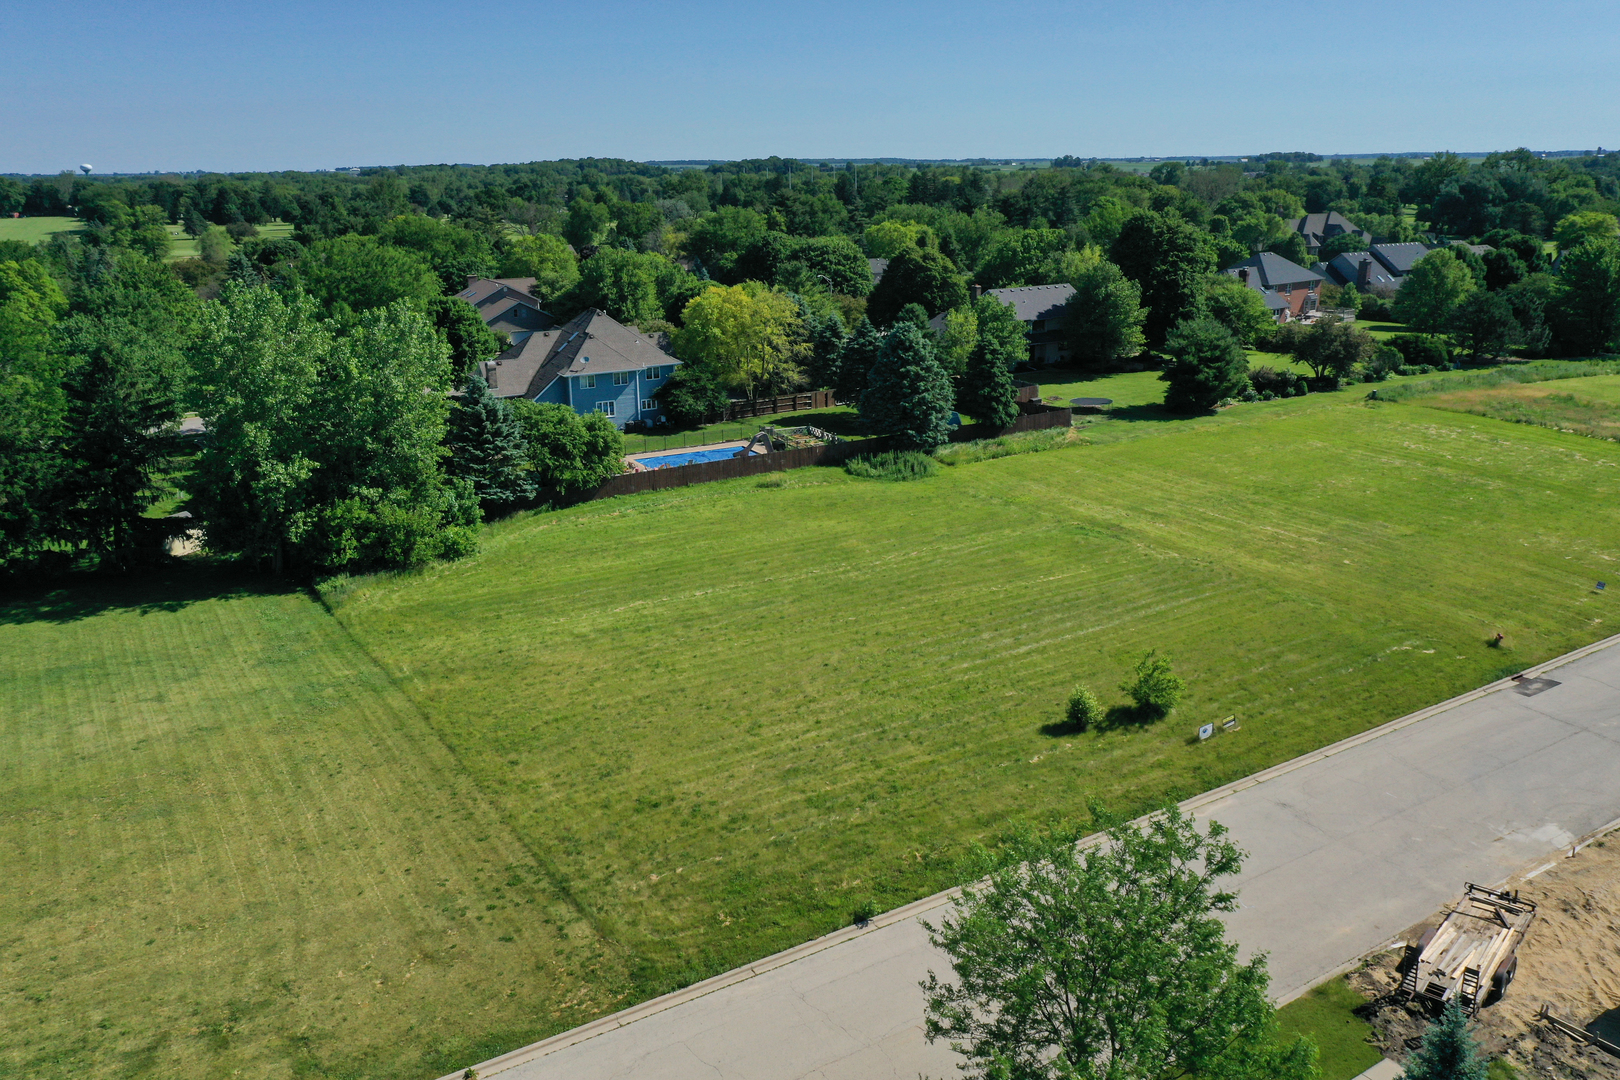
[440,630,1620,1080]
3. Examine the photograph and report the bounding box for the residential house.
[473,308,680,429]
[928,283,1076,366]
[1221,252,1323,320]
[868,258,889,284]
[1317,241,1433,290]
[455,276,555,344]
[1286,212,1373,256]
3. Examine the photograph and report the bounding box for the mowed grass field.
[0,570,632,1080]
[327,387,1620,1003]
[1414,372,1620,441]
[0,216,84,244]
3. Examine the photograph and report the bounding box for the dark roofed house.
[1324,252,1401,292]
[927,283,1076,366]
[868,258,889,284]
[1287,211,1373,255]
[1221,252,1323,320]
[472,308,679,429]
[1368,242,1431,278]
[456,276,556,344]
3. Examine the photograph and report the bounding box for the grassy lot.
[0,567,630,1080]
[0,216,84,245]
[168,220,294,260]
[327,387,1620,1006]
[1276,977,1381,1080]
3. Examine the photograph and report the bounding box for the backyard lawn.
[0,216,84,244]
[327,388,1620,1007]
[0,568,629,1080]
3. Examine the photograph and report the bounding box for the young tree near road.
[1160,317,1250,412]
[922,807,1317,1080]
[1402,1001,1488,1080]
[860,321,954,449]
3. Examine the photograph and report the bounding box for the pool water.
[634,445,749,469]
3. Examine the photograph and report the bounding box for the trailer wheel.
[1484,953,1518,1006]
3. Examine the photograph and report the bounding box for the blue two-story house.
[474,308,681,428]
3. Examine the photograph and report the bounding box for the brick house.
[1222,252,1323,320]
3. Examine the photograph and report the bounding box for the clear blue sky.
[4,0,1616,174]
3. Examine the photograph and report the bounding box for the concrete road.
[451,634,1620,1080]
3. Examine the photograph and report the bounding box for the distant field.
[0,216,83,244]
[1398,372,1620,442]
[0,568,630,1079]
[328,386,1620,1007]
[168,220,294,260]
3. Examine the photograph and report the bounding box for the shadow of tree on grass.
[1040,703,1168,737]
[0,560,298,626]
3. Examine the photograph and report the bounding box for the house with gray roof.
[473,308,680,428]
[1323,252,1401,292]
[926,283,1077,366]
[1221,252,1323,320]
[455,276,556,344]
[1367,242,1431,278]
[1287,212,1373,255]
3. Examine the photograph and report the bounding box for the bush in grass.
[1120,650,1183,717]
[1362,345,1403,382]
[1065,686,1102,732]
[1249,365,1306,399]
[844,450,937,481]
[1389,333,1451,369]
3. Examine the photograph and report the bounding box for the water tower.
[80,164,92,175]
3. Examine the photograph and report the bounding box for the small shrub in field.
[1389,334,1451,369]
[1066,686,1102,732]
[844,450,937,481]
[1120,651,1184,717]
[1363,345,1403,381]
[851,897,879,924]
[1249,366,1306,398]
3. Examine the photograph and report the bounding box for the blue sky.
[3,0,1616,174]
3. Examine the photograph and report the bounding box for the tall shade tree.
[1111,211,1217,348]
[1549,238,1620,356]
[376,213,496,292]
[860,321,954,450]
[1292,318,1376,380]
[1161,317,1251,412]
[445,375,535,514]
[864,219,939,259]
[866,247,969,327]
[1553,211,1620,253]
[1448,291,1519,361]
[673,283,809,399]
[937,304,979,377]
[560,247,665,328]
[425,295,506,380]
[191,286,475,574]
[298,234,443,321]
[922,808,1317,1080]
[1205,276,1277,346]
[0,259,70,565]
[53,315,184,569]
[1062,259,1147,368]
[496,232,580,301]
[684,206,767,283]
[975,228,1073,288]
[1394,250,1478,333]
[508,400,625,493]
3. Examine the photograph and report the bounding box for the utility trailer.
[1398,883,1537,1015]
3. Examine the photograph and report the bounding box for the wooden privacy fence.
[588,403,1073,501]
[726,391,836,419]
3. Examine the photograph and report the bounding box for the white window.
[640,398,658,412]
[580,373,596,389]
[613,370,631,386]
[596,401,615,417]
[645,366,663,380]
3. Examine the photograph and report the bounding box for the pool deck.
[626,440,760,471]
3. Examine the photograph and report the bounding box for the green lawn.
[0,568,630,1080]
[1276,978,1381,1080]
[0,216,84,245]
[168,220,294,260]
[326,388,1620,1005]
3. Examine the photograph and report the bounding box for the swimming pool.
[633,445,750,469]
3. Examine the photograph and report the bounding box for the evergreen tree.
[446,376,535,514]
[860,322,954,450]
[1161,317,1250,413]
[1402,1001,1488,1080]
[957,294,1024,427]
[836,318,884,405]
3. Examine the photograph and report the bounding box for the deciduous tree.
[1394,250,1477,332]
[495,232,580,301]
[673,282,808,399]
[1293,318,1376,380]
[508,399,625,493]
[866,247,968,326]
[1548,238,1620,355]
[1111,211,1217,348]
[922,807,1317,1080]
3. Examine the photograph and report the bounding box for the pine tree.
[1160,317,1251,413]
[860,322,954,450]
[958,332,1019,428]
[445,376,534,515]
[836,318,884,405]
[1402,1001,1488,1080]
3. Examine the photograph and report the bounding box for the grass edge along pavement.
[0,564,637,1080]
[328,388,1620,1030]
[434,624,1620,1080]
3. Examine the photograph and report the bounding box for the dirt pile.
[1347,838,1620,1079]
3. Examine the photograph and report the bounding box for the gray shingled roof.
[1288,212,1372,249]
[476,309,677,400]
[1370,242,1432,276]
[868,258,889,284]
[1326,252,1400,290]
[986,283,1075,322]
[1222,251,1323,288]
